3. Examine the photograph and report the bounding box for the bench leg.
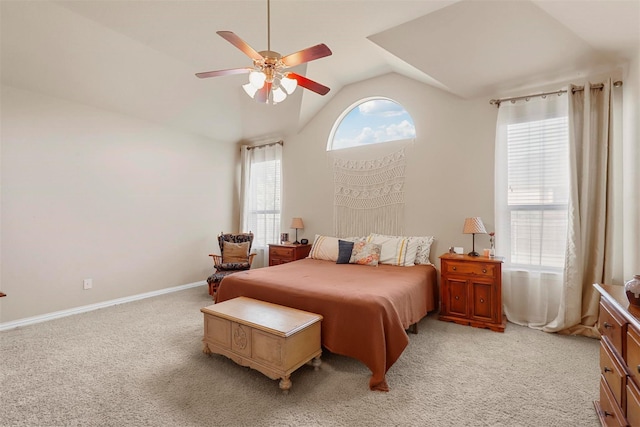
[279,376,292,394]
[202,342,212,355]
[312,355,322,371]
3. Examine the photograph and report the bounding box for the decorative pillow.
[349,241,381,266]
[412,236,435,265]
[341,236,367,243]
[222,241,250,263]
[308,235,341,262]
[336,240,355,264]
[366,233,419,266]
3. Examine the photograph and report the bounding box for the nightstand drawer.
[445,261,495,277]
[270,247,294,258]
[268,244,312,266]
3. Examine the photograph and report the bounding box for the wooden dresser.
[439,253,505,332]
[268,244,311,266]
[594,284,640,426]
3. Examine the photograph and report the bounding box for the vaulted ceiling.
[2,0,638,144]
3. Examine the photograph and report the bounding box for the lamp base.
[293,241,300,245]
[468,251,480,257]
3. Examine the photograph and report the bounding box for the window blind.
[246,157,281,247]
[242,143,282,249]
[506,116,569,268]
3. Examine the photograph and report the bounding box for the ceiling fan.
[196,0,332,104]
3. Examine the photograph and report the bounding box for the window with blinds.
[246,157,282,248]
[506,116,569,269]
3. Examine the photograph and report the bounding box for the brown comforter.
[215,258,438,391]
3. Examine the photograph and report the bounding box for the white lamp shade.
[272,86,287,103]
[242,83,258,98]
[281,76,298,94]
[463,217,487,234]
[249,71,266,89]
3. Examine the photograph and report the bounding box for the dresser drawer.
[600,340,626,407]
[444,261,495,278]
[599,375,627,426]
[599,300,627,357]
[627,380,640,427]
[628,325,640,385]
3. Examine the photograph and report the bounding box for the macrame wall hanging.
[333,148,406,237]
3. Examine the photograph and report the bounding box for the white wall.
[282,73,498,260]
[0,85,236,323]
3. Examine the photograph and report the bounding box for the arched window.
[327,97,416,151]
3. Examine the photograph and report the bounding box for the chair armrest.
[209,254,222,266]
[248,253,256,266]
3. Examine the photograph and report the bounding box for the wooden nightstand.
[268,244,312,266]
[439,253,506,332]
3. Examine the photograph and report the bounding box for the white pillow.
[366,233,419,266]
[412,236,435,265]
[308,234,340,262]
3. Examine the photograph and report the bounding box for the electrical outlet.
[83,278,92,290]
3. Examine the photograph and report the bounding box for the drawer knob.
[452,266,457,271]
[604,411,613,418]
[480,298,485,303]
[603,322,613,329]
[482,269,487,273]
[455,296,460,300]
[604,366,613,373]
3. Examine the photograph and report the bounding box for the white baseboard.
[0,281,207,332]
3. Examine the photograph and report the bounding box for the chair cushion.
[215,262,251,271]
[207,270,238,285]
[222,241,250,263]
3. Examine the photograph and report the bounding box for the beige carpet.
[1,285,600,426]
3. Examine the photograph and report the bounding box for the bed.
[215,257,438,391]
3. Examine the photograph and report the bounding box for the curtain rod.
[244,140,283,150]
[489,80,623,108]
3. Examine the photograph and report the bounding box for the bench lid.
[201,297,322,337]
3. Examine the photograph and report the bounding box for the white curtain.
[495,94,569,329]
[240,143,282,268]
[495,80,614,335]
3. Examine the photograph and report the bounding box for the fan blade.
[287,73,330,96]
[196,67,252,79]
[217,31,263,61]
[281,44,332,67]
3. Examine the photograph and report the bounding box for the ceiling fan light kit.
[196,0,331,105]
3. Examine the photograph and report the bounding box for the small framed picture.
[280,233,289,244]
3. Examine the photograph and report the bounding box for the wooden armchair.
[206,232,256,299]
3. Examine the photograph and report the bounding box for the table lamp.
[463,217,487,257]
[290,217,304,244]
